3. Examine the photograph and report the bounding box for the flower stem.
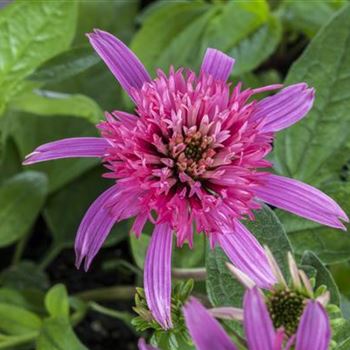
[38,244,62,270]
[172,267,207,281]
[74,286,136,302]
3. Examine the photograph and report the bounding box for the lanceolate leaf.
[0,0,78,113]
[274,4,350,184]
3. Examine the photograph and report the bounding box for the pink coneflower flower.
[23,29,348,329]
[182,288,331,350]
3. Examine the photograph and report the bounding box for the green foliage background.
[0,0,349,349]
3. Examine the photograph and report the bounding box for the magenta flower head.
[182,288,331,350]
[23,29,348,329]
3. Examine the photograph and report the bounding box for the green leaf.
[279,182,350,264]
[29,47,100,84]
[74,0,139,45]
[36,317,87,350]
[229,14,282,76]
[173,234,206,269]
[0,287,46,317]
[279,0,346,38]
[0,0,78,113]
[0,261,49,291]
[130,226,206,269]
[45,285,69,319]
[130,232,150,269]
[43,167,128,248]
[206,205,292,308]
[0,303,42,335]
[9,89,103,124]
[131,1,213,72]
[274,4,350,184]
[0,171,48,247]
[337,338,350,350]
[301,251,340,305]
[10,112,98,193]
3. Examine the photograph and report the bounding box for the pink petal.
[251,83,315,132]
[295,301,331,350]
[244,287,276,350]
[23,137,109,165]
[200,48,235,82]
[88,29,151,100]
[218,221,277,289]
[75,186,120,271]
[255,174,348,229]
[144,222,173,329]
[138,339,159,350]
[183,297,237,350]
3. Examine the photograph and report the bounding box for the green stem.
[38,244,62,270]
[11,233,30,265]
[74,286,136,302]
[89,302,134,327]
[0,331,38,349]
[172,267,207,281]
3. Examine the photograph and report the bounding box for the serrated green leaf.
[9,89,103,124]
[45,285,69,319]
[274,4,350,184]
[206,205,292,308]
[36,317,87,350]
[0,171,48,247]
[301,251,340,305]
[279,182,350,264]
[0,303,42,335]
[0,0,77,113]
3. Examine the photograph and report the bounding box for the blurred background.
[0,0,350,349]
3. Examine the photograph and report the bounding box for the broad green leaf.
[10,112,98,193]
[0,303,42,335]
[206,205,292,308]
[0,137,22,184]
[0,171,48,247]
[74,0,139,45]
[36,317,87,350]
[45,285,69,319]
[274,4,350,184]
[301,251,340,305]
[278,182,350,264]
[29,47,100,84]
[131,1,212,72]
[229,14,282,76]
[279,0,346,38]
[0,261,49,291]
[43,167,128,248]
[0,287,46,317]
[340,295,350,320]
[9,89,103,124]
[0,0,77,113]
